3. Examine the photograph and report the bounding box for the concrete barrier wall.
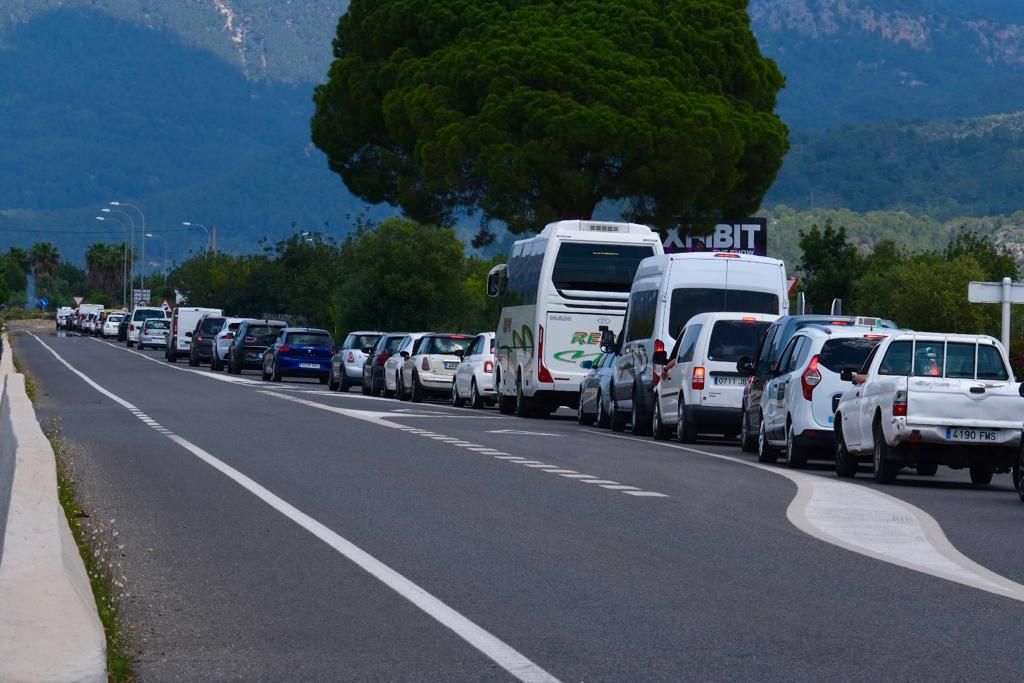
[0,333,107,683]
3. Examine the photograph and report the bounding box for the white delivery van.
[487,220,664,417]
[166,306,223,361]
[609,252,789,434]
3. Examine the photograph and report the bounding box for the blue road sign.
[38,297,49,309]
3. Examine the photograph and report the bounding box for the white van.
[651,312,778,442]
[609,252,788,434]
[166,307,223,361]
[487,220,664,417]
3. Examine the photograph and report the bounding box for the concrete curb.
[0,333,107,683]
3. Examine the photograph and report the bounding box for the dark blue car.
[261,327,335,383]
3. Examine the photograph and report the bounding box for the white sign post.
[968,277,1024,351]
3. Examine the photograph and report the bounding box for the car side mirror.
[400,351,409,359]
[841,368,856,383]
[362,346,373,354]
[185,331,193,337]
[736,356,754,375]
[652,350,668,366]
[600,330,616,350]
[454,349,465,359]
[580,360,594,370]
[1018,382,1024,397]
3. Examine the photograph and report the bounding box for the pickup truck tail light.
[893,389,908,416]
[801,355,822,400]
[421,356,431,371]
[692,366,706,391]
[484,360,494,373]
[652,339,665,385]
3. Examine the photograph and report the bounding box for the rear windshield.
[286,332,333,346]
[200,317,225,334]
[552,243,655,292]
[245,325,284,342]
[669,288,779,339]
[144,320,169,330]
[133,309,166,321]
[384,336,407,353]
[345,334,381,350]
[227,322,241,331]
[819,337,883,373]
[107,314,124,322]
[423,336,472,355]
[707,320,772,362]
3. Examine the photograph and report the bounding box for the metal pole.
[1002,277,1012,352]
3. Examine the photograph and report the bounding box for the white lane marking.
[494,456,526,460]
[487,429,560,437]
[540,469,578,474]
[560,474,600,479]
[34,335,560,682]
[599,485,641,490]
[521,464,555,469]
[595,431,1024,602]
[624,491,670,498]
[582,480,620,485]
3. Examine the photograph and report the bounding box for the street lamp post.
[181,222,211,254]
[110,201,146,290]
[95,216,129,308]
[101,207,135,293]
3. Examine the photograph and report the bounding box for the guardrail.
[0,333,107,683]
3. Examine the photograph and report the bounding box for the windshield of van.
[707,320,772,362]
[669,288,779,339]
[552,243,656,292]
[133,309,167,322]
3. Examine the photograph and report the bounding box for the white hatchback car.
[102,313,125,338]
[451,332,496,408]
[336,331,382,390]
[652,312,777,442]
[398,333,473,403]
[385,333,427,398]
[757,324,896,467]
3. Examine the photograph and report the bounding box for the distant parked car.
[451,332,496,408]
[398,333,472,402]
[138,318,170,350]
[102,313,125,338]
[211,318,246,371]
[261,328,335,383]
[227,320,287,374]
[577,351,617,427]
[330,331,382,391]
[384,333,427,398]
[363,333,412,396]
[187,315,228,367]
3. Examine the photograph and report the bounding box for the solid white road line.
[595,430,1024,603]
[32,335,559,682]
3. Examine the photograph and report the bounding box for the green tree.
[797,218,862,313]
[0,262,10,305]
[29,241,60,280]
[943,230,1019,281]
[312,0,789,234]
[85,242,125,302]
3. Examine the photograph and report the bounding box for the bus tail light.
[692,366,706,390]
[801,355,821,400]
[537,325,554,383]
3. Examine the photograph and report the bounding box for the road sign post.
[967,277,1024,351]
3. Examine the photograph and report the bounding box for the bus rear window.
[552,243,655,292]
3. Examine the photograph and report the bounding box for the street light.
[144,232,167,276]
[110,201,146,289]
[101,207,135,291]
[95,216,129,308]
[182,221,210,254]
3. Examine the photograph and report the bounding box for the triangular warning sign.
[73,296,84,306]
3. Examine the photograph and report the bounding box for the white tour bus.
[487,220,664,417]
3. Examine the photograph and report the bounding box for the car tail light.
[378,352,390,365]
[279,345,291,353]
[714,253,740,258]
[893,389,908,417]
[224,333,234,340]
[173,318,178,335]
[537,325,554,383]
[244,336,256,343]
[347,351,355,363]
[863,334,886,340]
[421,356,431,371]
[801,355,822,400]
[130,324,135,331]
[484,360,494,373]
[692,366,706,390]
[652,339,665,385]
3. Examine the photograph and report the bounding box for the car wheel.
[740,411,756,453]
[969,457,993,487]
[396,374,407,401]
[271,361,282,382]
[915,461,938,476]
[138,342,145,350]
[339,370,349,392]
[577,389,595,426]
[835,426,858,478]
[166,346,175,363]
[189,351,199,367]
[872,420,898,484]
[451,380,463,407]
[514,374,531,418]
[630,386,651,436]
[1015,445,1024,502]
[595,391,610,428]
[228,356,240,375]
[210,354,222,371]
[651,398,670,441]
[470,379,485,410]
[785,422,808,469]
[328,368,339,391]
[410,372,424,403]
[361,375,371,395]
[609,396,627,433]
[497,375,515,414]
[127,339,134,347]
[756,416,777,463]
[676,396,697,444]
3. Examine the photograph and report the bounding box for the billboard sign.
[663,218,768,256]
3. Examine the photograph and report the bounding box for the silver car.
[138,318,170,350]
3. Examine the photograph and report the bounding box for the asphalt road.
[10,325,1024,682]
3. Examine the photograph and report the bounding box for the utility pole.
[211,225,217,254]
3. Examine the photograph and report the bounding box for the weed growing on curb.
[46,420,137,681]
[9,340,37,401]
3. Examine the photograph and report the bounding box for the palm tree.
[29,242,60,281]
[86,242,123,301]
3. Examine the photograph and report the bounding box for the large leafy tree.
[312,0,789,234]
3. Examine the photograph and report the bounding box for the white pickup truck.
[834,333,1024,485]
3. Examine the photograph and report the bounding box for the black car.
[227,319,287,374]
[188,315,227,367]
[117,314,131,342]
[737,314,897,454]
[361,332,408,396]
